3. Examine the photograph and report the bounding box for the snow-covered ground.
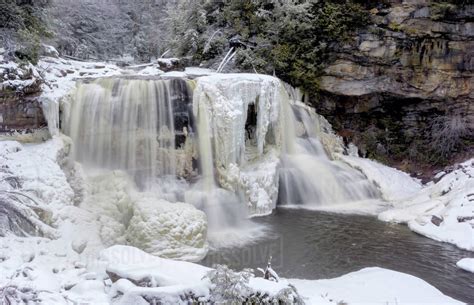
[0,241,463,304]
[291,267,462,305]
[0,137,466,304]
[339,155,474,252]
[0,137,467,304]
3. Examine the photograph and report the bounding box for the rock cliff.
[314,0,473,177]
[0,58,46,133]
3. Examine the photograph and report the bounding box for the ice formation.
[193,74,380,215]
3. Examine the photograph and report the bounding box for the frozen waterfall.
[61,73,380,248]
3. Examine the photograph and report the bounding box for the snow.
[289,267,463,305]
[339,155,423,201]
[135,65,164,76]
[456,258,474,273]
[340,155,474,251]
[38,57,122,104]
[100,245,210,286]
[99,246,462,305]
[0,136,466,305]
[161,71,188,78]
[184,67,215,78]
[0,136,75,210]
[157,58,180,67]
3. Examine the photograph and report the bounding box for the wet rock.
[457,216,474,223]
[431,215,444,227]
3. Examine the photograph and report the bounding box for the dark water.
[201,208,474,303]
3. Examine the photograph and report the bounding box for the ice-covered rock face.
[193,74,286,215]
[193,74,285,171]
[193,74,380,214]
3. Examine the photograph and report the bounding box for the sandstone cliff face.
[314,0,473,175]
[0,58,46,133]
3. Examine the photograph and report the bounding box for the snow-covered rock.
[456,258,474,273]
[99,246,463,305]
[100,245,299,304]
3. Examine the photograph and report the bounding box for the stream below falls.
[201,208,474,303]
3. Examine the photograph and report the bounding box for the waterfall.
[190,74,379,209]
[61,73,380,248]
[278,92,380,207]
[63,78,193,189]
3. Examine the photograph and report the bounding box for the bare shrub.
[427,114,472,162]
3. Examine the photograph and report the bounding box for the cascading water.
[61,73,381,250]
[62,76,263,248]
[63,78,193,189]
[278,89,380,207]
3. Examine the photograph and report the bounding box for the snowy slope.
[340,155,474,251]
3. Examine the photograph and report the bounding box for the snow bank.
[341,155,474,251]
[100,246,463,305]
[456,258,474,273]
[100,245,296,304]
[386,160,474,251]
[100,245,210,286]
[0,137,75,210]
[289,267,463,305]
